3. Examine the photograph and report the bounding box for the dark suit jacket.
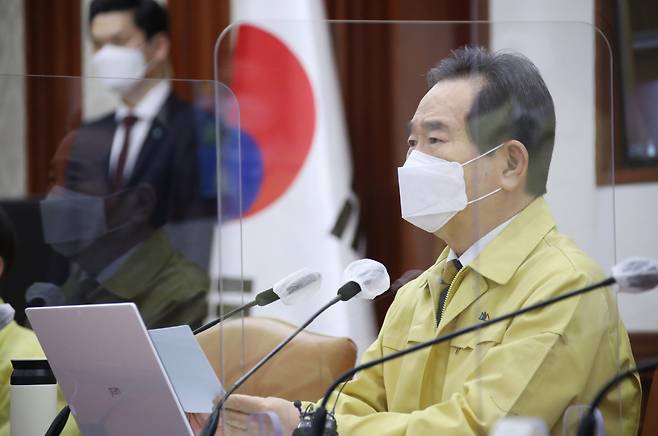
[65,92,216,227]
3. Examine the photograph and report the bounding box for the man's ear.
[148,33,170,65]
[499,140,529,191]
[0,257,5,278]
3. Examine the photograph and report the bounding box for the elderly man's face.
[406,77,503,211]
[407,77,483,164]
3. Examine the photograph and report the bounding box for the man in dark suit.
[30,0,215,327]
[82,0,214,226]
[43,128,210,329]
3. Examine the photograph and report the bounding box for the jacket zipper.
[436,271,461,327]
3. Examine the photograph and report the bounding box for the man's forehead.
[411,77,484,129]
[91,10,139,40]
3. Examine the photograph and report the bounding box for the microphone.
[336,259,391,301]
[200,259,391,436]
[610,257,658,294]
[0,303,15,330]
[577,357,658,436]
[193,268,322,334]
[308,257,658,435]
[25,283,65,308]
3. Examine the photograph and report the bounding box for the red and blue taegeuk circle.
[224,24,316,219]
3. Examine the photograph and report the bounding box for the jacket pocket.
[448,322,506,350]
[380,333,405,400]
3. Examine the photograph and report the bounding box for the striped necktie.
[112,114,138,193]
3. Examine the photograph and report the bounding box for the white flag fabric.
[212,0,376,353]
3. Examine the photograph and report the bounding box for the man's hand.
[225,394,300,435]
[187,394,299,436]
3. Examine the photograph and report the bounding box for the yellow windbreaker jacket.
[0,299,80,436]
[328,197,640,435]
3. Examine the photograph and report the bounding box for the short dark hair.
[427,46,556,196]
[0,207,17,274]
[89,0,169,40]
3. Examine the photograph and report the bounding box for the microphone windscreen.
[343,259,390,300]
[273,268,322,305]
[490,417,549,436]
[25,283,65,307]
[0,303,15,330]
[612,257,658,293]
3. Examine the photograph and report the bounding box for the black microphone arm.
[45,404,70,436]
[193,288,279,335]
[195,268,322,335]
[577,357,658,436]
[200,292,347,436]
[309,276,616,435]
[201,279,366,436]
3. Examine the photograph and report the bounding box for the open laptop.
[26,303,195,436]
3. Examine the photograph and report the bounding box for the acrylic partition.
[0,73,231,435]
[206,19,640,436]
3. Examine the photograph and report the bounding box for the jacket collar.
[409,197,555,335]
[418,196,556,287]
[468,196,556,285]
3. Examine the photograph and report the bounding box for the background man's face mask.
[40,186,113,258]
[91,44,149,95]
[397,144,503,233]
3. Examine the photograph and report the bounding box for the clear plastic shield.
[210,17,638,436]
[0,72,230,435]
[10,75,219,327]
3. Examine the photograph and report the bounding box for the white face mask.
[397,144,503,233]
[91,44,148,95]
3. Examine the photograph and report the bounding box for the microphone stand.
[194,286,285,335]
[193,300,259,335]
[45,404,70,436]
[577,358,658,436]
[310,276,616,436]
[201,295,344,436]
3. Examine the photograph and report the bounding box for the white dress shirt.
[109,80,172,182]
[446,213,519,267]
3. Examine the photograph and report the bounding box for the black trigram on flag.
[330,195,365,254]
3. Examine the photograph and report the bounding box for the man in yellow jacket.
[317,196,640,435]
[0,299,79,436]
[0,208,79,436]
[192,46,641,435]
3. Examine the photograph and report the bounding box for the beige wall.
[0,0,26,198]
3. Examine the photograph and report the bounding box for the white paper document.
[149,325,224,413]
